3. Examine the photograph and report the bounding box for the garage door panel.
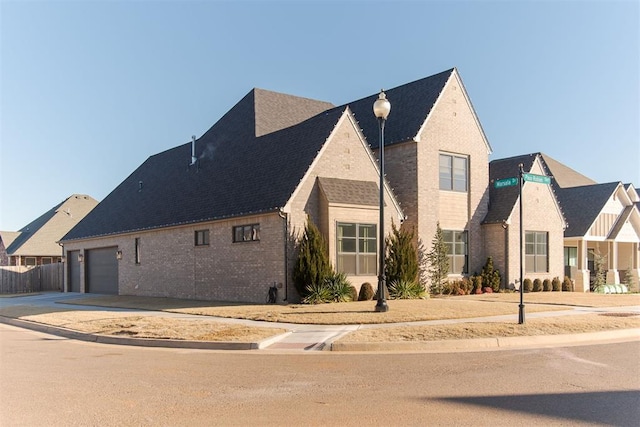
[86,247,118,294]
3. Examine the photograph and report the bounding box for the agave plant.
[324,272,353,302]
[303,282,332,304]
[388,279,426,299]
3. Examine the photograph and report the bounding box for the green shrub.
[623,268,637,293]
[523,278,533,292]
[325,272,352,302]
[358,282,375,301]
[293,217,332,298]
[480,257,501,292]
[448,279,472,296]
[552,277,561,292]
[471,275,483,294]
[389,280,426,299]
[533,278,543,292]
[348,285,358,302]
[562,276,574,292]
[385,223,418,285]
[543,278,552,292]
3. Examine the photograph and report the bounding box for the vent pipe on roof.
[190,135,197,166]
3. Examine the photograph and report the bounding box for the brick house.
[484,153,567,288]
[61,67,497,302]
[0,194,97,267]
[60,90,404,302]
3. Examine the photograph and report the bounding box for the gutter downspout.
[278,209,289,301]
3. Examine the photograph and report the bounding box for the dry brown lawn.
[339,313,640,343]
[61,292,640,325]
[1,292,638,343]
[0,306,286,342]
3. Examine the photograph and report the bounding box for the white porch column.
[574,239,590,292]
[606,241,620,284]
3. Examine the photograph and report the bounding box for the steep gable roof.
[556,182,621,237]
[5,195,97,256]
[538,153,596,189]
[342,69,455,149]
[62,107,349,241]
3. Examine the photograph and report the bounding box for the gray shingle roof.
[484,153,540,224]
[556,182,621,237]
[342,69,455,148]
[62,69,459,241]
[318,177,379,206]
[5,195,97,255]
[62,90,348,240]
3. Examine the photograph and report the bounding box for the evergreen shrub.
[358,282,375,301]
[533,278,543,292]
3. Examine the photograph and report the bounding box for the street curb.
[330,328,640,352]
[0,316,286,351]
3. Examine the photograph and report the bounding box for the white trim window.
[439,153,468,192]
[337,222,377,276]
[526,231,548,273]
[443,230,468,274]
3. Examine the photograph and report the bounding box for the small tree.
[385,222,418,285]
[292,216,332,298]
[480,257,501,293]
[592,251,607,290]
[427,222,449,295]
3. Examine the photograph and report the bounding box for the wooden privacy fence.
[0,263,64,294]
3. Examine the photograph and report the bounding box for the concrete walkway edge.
[2,314,638,353]
[330,328,640,352]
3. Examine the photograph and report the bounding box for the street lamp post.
[373,90,391,312]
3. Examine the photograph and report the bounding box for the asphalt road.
[1,323,638,426]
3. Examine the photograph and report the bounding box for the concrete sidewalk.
[1,292,639,352]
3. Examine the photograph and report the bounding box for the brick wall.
[384,71,490,278]
[63,212,286,303]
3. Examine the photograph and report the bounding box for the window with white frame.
[443,230,468,274]
[337,223,377,276]
[526,231,548,273]
[439,153,468,192]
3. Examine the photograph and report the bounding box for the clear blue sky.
[1,0,638,231]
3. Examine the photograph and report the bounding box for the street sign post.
[494,169,551,324]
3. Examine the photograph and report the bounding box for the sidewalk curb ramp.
[2,315,638,352]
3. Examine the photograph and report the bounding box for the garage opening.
[86,247,118,294]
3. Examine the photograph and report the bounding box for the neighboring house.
[60,67,492,302]
[484,153,567,288]
[61,90,404,302]
[0,195,98,266]
[556,182,640,291]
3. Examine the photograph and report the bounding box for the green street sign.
[522,173,551,185]
[494,177,518,188]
